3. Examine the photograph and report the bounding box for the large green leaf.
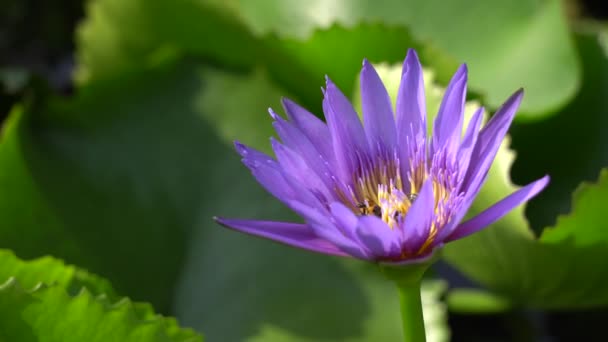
[442,30,608,309]
[75,0,319,112]
[0,249,114,298]
[0,281,202,342]
[232,0,579,117]
[75,0,259,83]
[75,0,457,114]
[0,59,222,310]
[510,28,608,231]
[445,168,608,309]
[0,250,202,342]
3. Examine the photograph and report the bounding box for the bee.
[408,193,418,202]
[357,202,383,218]
[372,205,382,218]
[357,202,369,215]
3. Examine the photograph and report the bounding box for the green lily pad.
[75,0,259,83]
[447,288,512,314]
[443,30,608,309]
[0,249,202,342]
[445,169,608,309]
[0,58,215,310]
[77,0,450,115]
[232,0,579,117]
[0,249,115,298]
[0,280,202,342]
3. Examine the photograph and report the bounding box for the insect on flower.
[215,49,548,264]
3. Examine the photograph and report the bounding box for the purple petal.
[462,89,524,193]
[356,215,402,258]
[287,199,330,224]
[235,141,323,209]
[235,140,274,163]
[360,59,397,154]
[215,217,348,256]
[234,141,295,201]
[323,77,370,182]
[270,112,338,198]
[292,201,371,259]
[402,178,436,253]
[271,138,332,201]
[396,49,426,143]
[329,202,359,239]
[457,107,484,181]
[309,223,371,259]
[281,98,334,162]
[445,175,549,242]
[432,64,467,156]
[436,92,524,242]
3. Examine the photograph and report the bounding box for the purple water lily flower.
[216,49,548,264]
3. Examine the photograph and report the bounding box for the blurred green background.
[1,0,608,341]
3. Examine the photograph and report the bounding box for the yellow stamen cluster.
[345,157,452,256]
[376,183,411,228]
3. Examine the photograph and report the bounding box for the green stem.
[396,278,426,342]
[379,256,437,342]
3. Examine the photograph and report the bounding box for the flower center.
[356,182,415,228]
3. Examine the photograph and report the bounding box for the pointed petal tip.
[537,175,551,190]
[213,216,228,226]
[403,48,422,73]
[360,58,381,80]
[233,140,246,154]
[493,88,525,118]
[514,88,525,100]
[507,88,525,103]
[325,77,338,93]
[446,174,550,242]
[281,97,297,111]
[269,137,285,155]
[405,48,420,63]
[322,76,335,95]
[455,63,468,80]
[360,59,376,80]
[268,107,279,120]
[213,217,352,257]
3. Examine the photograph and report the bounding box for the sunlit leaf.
[447,288,511,314]
[0,249,114,298]
[233,0,580,117]
[75,0,453,114]
[0,281,202,342]
[443,31,608,309]
[0,250,202,342]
